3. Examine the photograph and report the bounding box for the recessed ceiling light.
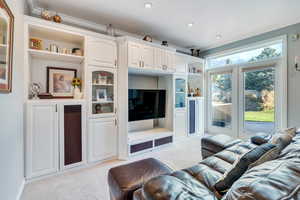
[216,34,222,39]
[144,2,152,9]
[187,23,194,27]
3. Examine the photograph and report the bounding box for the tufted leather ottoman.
[201,134,242,159]
[108,158,173,200]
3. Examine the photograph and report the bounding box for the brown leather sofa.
[108,133,300,200]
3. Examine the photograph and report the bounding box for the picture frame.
[47,67,77,98]
[96,88,107,102]
[0,0,14,93]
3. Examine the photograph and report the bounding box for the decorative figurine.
[41,9,52,21]
[30,83,41,99]
[53,13,62,23]
[143,35,153,42]
[161,41,168,46]
[106,24,115,36]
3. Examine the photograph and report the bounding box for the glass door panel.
[210,72,232,129]
[242,67,275,135]
[91,70,115,116]
[175,78,186,108]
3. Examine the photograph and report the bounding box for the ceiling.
[31,0,300,50]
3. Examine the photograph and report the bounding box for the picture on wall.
[47,67,77,98]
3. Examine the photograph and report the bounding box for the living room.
[1,0,300,200]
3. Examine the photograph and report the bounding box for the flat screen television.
[128,89,166,122]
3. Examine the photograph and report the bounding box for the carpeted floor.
[21,137,202,200]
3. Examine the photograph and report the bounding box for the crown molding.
[26,0,189,53]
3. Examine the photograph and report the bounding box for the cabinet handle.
[115,59,117,67]
[55,104,58,112]
[115,119,118,126]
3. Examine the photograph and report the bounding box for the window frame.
[204,36,288,138]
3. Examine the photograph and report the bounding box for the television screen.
[128,89,166,122]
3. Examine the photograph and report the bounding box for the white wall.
[128,74,158,89]
[0,0,26,199]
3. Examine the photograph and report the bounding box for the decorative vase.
[73,86,82,99]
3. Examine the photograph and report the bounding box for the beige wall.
[0,0,26,199]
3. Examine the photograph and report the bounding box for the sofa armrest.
[108,158,173,200]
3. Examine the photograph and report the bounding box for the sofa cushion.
[223,151,300,200]
[108,158,172,200]
[214,143,276,195]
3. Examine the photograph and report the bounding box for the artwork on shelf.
[96,88,107,102]
[47,67,77,98]
[0,0,14,93]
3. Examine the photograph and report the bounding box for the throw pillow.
[271,127,296,151]
[251,133,272,145]
[214,143,276,195]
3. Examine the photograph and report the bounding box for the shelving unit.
[28,49,84,64]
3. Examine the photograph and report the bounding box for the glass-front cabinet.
[89,67,117,118]
[175,77,187,109]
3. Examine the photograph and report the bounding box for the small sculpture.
[30,83,41,99]
[53,13,62,23]
[41,9,52,21]
[143,35,153,42]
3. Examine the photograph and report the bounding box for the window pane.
[243,67,275,134]
[211,73,232,128]
[208,43,282,68]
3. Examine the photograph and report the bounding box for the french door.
[207,59,286,138]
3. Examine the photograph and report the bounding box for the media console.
[128,128,173,155]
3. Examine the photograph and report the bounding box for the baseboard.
[16,178,25,200]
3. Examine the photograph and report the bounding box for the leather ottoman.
[108,158,173,200]
[201,134,242,159]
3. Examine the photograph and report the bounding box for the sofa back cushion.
[214,143,276,195]
[223,132,300,200]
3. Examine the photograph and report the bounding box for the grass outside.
[245,109,275,122]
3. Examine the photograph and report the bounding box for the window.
[207,42,282,69]
[206,36,287,138]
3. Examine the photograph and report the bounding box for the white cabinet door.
[87,37,117,68]
[154,47,164,70]
[174,111,187,139]
[128,42,142,68]
[174,54,187,74]
[26,103,59,178]
[165,51,175,72]
[141,45,154,69]
[88,118,117,162]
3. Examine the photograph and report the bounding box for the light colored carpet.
[21,137,202,200]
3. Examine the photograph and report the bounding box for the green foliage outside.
[245,109,275,122]
[214,48,278,117]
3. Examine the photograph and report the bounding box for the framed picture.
[96,88,107,102]
[0,0,14,93]
[47,67,77,98]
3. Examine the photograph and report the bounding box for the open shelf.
[28,49,84,64]
[92,100,114,104]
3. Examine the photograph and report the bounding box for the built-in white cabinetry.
[174,54,188,74]
[128,41,154,69]
[174,111,187,138]
[26,102,59,178]
[154,48,175,72]
[88,66,117,118]
[87,37,117,68]
[88,118,117,162]
[25,100,86,179]
[188,97,205,136]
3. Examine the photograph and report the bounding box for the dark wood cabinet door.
[64,105,82,166]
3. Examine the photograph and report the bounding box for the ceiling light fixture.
[216,34,222,39]
[187,23,194,27]
[144,2,152,9]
